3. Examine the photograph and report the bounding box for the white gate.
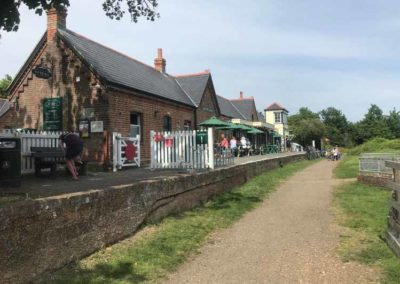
[112,133,141,172]
[150,128,214,170]
[0,130,62,174]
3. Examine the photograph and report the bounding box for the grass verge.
[46,159,317,284]
[334,157,400,283]
[333,155,359,179]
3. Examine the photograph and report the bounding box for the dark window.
[163,116,171,131]
[130,112,143,139]
[184,120,191,130]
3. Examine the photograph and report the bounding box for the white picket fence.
[0,130,63,174]
[150,128,214,170]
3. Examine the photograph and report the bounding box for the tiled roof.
[175,73,210,106]
[230,99,257,121]
[217,95,245,119]
[58,29,195,107]
[257,111,265,121]
[265,102,287,111]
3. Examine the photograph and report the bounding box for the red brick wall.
[2,37,111,165]
[2,34,201,167]
[107,89,195,164]
[196,80,219,124]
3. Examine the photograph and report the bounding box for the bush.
[347,138,400,156]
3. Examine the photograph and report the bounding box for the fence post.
[207,127,214,170]
[150,131,155,170]
[112,132,117,172]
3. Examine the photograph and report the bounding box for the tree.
[386,108,400,139]
[1,0,159,36]
[354,104,393,144]
[288,107,326,148]
[0,74,12,98]
[320,107,349,146]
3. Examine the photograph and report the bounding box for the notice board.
[43,98,62,131]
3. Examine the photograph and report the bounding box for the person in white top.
[240,136,247,148]
[230,136,237,149]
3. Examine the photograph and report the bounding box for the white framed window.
[274,112,282,123]
[130,112,142,139]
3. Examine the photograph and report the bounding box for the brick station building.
[0,7,227,166]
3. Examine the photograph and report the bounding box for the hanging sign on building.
[33,66,52,79]
[43,98,62,131]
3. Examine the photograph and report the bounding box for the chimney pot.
[240,91,244,99]
[157,48,163,59]
[154,48,166,73]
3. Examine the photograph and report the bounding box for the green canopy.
[216,122,243,130]
[237,124,253,131]
[199,117,230,127]
[272,132,282,138]
[248,128,264,134]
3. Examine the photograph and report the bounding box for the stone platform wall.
[0,154,305,283]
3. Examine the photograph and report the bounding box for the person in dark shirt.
[59,133,84,180]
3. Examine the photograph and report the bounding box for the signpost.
[43,98,62,131]
[32,66,52,79]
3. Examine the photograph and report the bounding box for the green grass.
[334,181,400,283]
[334,155,359,179]
[46,159,317,284]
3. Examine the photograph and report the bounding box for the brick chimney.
[47,7,67,42]
[240,91,244,99]
[154,48,166,73]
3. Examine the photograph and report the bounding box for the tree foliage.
[0,74,12,98]
[288,107,326,147]
[352,104,393,144]
[320,107,350,146]
[0,0,159,36]
[386,109,400,139]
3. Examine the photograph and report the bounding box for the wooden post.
[385,160,400,256]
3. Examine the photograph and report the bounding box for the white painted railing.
[0,130,63,174]
[112,133,141,172]
[150,128,215,170]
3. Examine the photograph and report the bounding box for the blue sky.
[1,0,399,121]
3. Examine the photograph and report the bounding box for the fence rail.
[385,160,400,257]
[0,130,63,174]
[359,153,400,175]
[150,129,213,170]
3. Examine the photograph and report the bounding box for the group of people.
[218,134,252,152]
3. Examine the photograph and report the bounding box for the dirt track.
[164,160,378,284]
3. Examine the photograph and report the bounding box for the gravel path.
[164,160,379,284]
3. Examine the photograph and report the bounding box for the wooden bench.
[30,147,86,177]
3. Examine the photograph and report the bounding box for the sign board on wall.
[78,119,90,138]
[83,108,95,119]
[43,98,62,131]
[33,66,52,79]
[91,121,104,133]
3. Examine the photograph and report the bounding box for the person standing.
[59,132,84,180]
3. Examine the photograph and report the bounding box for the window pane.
[184,120,191,130]
[163,116,171,131]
